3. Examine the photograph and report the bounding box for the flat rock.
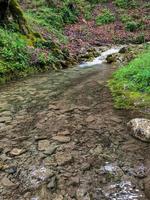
[47,176,57,190]
[1,177,16,188]
[0,116,12,123]
[86,116,95,123]
[44,144,57,155]
[55,152,73,166]
[57,130,70,136]
[90,145,103,155]
[10,148,24,156]
[38,140,50,151]
[54,195,64,200]
[52,136,71,143]
[144,176,150,199]
[127,118,150,142]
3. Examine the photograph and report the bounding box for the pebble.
[90,145,103,155]
[86,116,95,123]
[44,144,57,155]
[10,148,24,156]
[1,177,17,188]
[38,140,50,151]
[127,118,150,142]
[55,152,73,166]
[57,130,70,136]
[0,117,12,123]
[5,166,17,174]
[54,195,64,200]
[52,136,71,143]
[47,176,57,190]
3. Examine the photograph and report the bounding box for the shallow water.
[0,47,148,200]
[79,46,123,68]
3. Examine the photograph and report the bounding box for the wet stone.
[5,166,17,174]
[57,130,70,136]
[52,136,71,143]
[76,187,90,200]
[38,140,50,151]
[90,145,103,155]
[144,176,150,199]
[47,176,57,190]
[86,116,95,123]
[127,118,150,142]
[44,144,57,155]
[10,148,24,156]
[55,152,73,166]
[1,177,17,188]
[0,116,12,123]
[54,195,64,200]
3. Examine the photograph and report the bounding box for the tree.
[0,0,34,36]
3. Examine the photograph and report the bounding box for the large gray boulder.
[127,118,150,142]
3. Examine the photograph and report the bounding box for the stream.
[0,47,149,200]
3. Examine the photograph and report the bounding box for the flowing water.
[0,47,149,200]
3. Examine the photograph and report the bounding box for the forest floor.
[0,59,149,199]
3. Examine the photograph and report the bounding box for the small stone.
[106,54,117,63]
[55,152,73,166]
[52,136,71,143]
[1,177,16,188]
[70,177,80,186]
[127,118,150,142]
[31,167,54,182]
[0,116,12,123]
[119,47,127,54]
[57,130,70,136]
[47,176,57,190]
[90,145,103,155]
[44,144,57,155]
[44,157,56,166]
[10,148,23,156]
[48,105,58,110]
[76,188,90,200]
[38,140,50,151]
[144,177,150,199]
[5,166,17,174]
[86,116,95,123]
[54,195,64,200]
[81,163,91,172]
[0,161,9,170]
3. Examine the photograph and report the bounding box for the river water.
[0,47,149,200]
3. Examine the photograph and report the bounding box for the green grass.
[109,47,150,109]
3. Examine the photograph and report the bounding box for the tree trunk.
[9,0,31,35]
[0,0,10,25]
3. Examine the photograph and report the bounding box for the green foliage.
[109,47,150,108]
[120,15,133,23]
[0,28,29,75]
[115,0,137,8]
[125,21,139,32]
[87,0,109,3]
[96,9,115,25]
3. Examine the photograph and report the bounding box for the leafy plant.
[109,47,150,108]
[115,0,137,8]
[96,9,115,25]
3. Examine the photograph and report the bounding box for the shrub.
[115,0,137,8]
[125,21,139,32]
[96,9,115,25]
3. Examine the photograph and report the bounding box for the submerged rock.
[38,140,50,151]
[1,177,17,188]
[127,118,150,142]
[106,54,117,63]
